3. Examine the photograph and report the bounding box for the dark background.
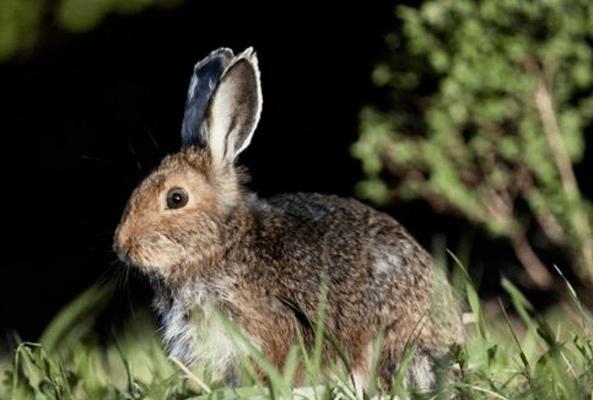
[0,2,575,342]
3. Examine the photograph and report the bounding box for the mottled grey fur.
[114,47,463,391]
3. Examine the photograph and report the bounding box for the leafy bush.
[353,0,593,289]
[0,0,180,62]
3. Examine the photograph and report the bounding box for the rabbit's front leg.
[230,295,306,382]
[223,363,240,388]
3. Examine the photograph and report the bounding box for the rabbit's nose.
[113,224,131,259]
[114,243,131,265]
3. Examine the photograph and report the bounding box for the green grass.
[1,265,592,400]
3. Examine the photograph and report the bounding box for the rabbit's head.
[114,48,262,279]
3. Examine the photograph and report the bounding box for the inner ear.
[206,52,262,165]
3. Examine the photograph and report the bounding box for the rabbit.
[113,47,463,391]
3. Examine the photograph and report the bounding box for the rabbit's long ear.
[204,48,262,165]
[181,48,234,146]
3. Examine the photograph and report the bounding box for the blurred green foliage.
[353,0,593,288]
[0,0,181,62]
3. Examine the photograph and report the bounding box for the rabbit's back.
[242,192,462,386]
[260,192,433,287]
[247,193,455,339]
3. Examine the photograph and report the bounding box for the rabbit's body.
[149,186,461,387]
[115,48,462,391]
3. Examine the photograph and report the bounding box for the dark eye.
[166,187,189,209]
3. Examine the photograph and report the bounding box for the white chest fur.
[156,283,237,377]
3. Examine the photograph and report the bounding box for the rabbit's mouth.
[114,244,133,266]
[115,233,187,275]
[113,238,150,271]
[113,233,134,266]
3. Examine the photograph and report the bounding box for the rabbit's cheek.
[129,233,185,272]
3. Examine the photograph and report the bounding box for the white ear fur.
[206,47,262,166]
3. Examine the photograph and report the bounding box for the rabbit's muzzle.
[113,220,148,268]
[113,222,135,266]
[113,218,188,275]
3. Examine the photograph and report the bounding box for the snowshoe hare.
[114,47,463,390]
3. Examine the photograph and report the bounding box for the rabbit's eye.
[166,187,189,209]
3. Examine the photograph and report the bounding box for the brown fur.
[114,48,463,390]
[115,147,463,388]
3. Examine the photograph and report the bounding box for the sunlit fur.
[115,148,242,280]
[114,47,464,390]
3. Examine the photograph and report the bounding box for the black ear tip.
[216,47,235,57]
[215,47,235,55]
[181,48,236,146]
[194,48,234,73]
